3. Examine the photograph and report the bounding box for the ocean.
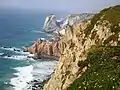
[0,9,57,90]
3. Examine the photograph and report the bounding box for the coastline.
[0,4,119,90]
[0,11,59,90]
[29,60,56,90]
[25,13,95,90]
[31,76,50,90]
[0,46,57,90]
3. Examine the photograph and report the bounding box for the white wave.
[3,55,34,61]
[46,34,53,37]
[10,60,57,90]
[31,30,45,34]
[0,47,21,52]
[10,65,34,90]
[15,50,32,56]
[19,51,30,55]
[0,46,33,56]
[40,38,45,40]
[32,61,57,82]
[0,52,4,56]
[28,54,34,57]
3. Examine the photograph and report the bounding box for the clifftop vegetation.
[68,5,120,90]
[43,5,120,90]
[85,5,120,36]
[68,46,120,90]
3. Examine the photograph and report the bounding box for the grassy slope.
[68,5,120,90]
[68,46,120,90]
[85,5,120,37]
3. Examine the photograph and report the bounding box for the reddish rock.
[25,40,60,60]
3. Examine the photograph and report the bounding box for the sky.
[0,0,120,13]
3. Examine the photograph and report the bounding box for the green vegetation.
[68,46,120,90]
[85,5,120,37]
[67,5,120,90]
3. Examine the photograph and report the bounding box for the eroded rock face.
[25,40,60,60]
[43,14,61,32]
[43,21,89,90]
[43,17,120,90]
[43,14,94,33]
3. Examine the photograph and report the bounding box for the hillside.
[43,5,120,90]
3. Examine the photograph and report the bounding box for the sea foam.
[10,65,34,90]
[3,55,34,61]
[31,30,45,34]
[0,47,21,52]
[0,46,30,55]
[1,47,57,90]
[0,52,4,56]
[10,60,57,90]
[0,46,35,61]
[32,61,57,82]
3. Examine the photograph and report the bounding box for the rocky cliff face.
[43,14,94,33]
[27,14,94,59]
[43,5,120,90]
[43,14,61,32]
[25,40,60,60]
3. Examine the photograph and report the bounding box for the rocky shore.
[25,13,94,61]
[29,78,50,90]
[24,13,95,90]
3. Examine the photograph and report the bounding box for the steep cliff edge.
[26,14,94,60]
[43,5,120,90]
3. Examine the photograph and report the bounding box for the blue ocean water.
[0,10,57,90]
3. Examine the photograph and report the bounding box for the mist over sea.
[0,9,59,90]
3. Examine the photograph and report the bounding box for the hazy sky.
[0,0,120,13]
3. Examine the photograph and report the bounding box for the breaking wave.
[0,46,30,55]
[2,55,34,61]
[0,46,57,90]
[10,65,34,90]
[10,61,57,90]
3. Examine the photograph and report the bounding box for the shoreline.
[0,46,57,90]
[31,76,50,90]
[25,14,90,90]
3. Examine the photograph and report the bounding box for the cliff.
[43,14,61,33]
[43,13,94,33]
[26,14,94,59]
[25,39,60,60]
[43,5,120,90]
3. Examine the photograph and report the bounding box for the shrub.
[68,46,120,90]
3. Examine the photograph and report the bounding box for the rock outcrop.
[25,39,60,60]
[43,14,61,33]
[43,5,120,90]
